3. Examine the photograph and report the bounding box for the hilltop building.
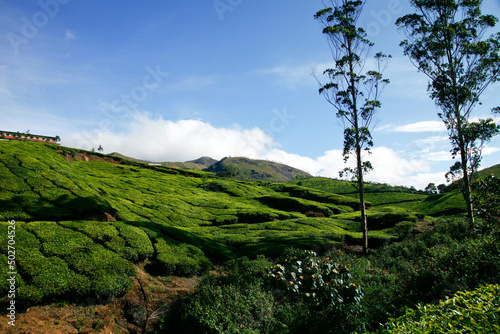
[0,131,60,144]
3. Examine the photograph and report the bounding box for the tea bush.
[24,222,95,257]
[113,223,154,261]
[377,284,500,333]
[155,238,211,276]
[391,221,414,239]
[66,247,135,296]
[258,195,338,216]
[0,221,137,304]
[59,221,120,242]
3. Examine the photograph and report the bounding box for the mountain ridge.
[109,153,312,182]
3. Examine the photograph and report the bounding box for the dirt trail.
[0,268,200,334]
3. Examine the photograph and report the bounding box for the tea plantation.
[0,141,472,313]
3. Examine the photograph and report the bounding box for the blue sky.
[1,0,499,189]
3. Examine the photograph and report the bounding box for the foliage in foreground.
[173,216,500,333]
[473,175,500,231]
[376,284,500,333]
[178,252,364,334]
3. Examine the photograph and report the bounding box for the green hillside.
[0,141,471,311]
[288,177,467,215]
[205,156,312,181]
[441,163,500,192]
[0,141,405,307]
[109,153,216,170]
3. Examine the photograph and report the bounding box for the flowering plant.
[266,250,362,311]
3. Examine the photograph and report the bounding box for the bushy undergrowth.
[181,282,278,334]
[376,284,500,333]
[350,218,500,331]
[154,238,211,276]
[176,253,365,334]
[172,216,500,333]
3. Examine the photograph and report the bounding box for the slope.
[441,163,500,192]
[287,177,467,216]
[109,152,214,170]
[205,156,312,182]
[0,141,437,309]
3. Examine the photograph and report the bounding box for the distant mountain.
[109,154,311,182]
[109,153,216,170]
[204,157,312,182]
[186,156,218,168]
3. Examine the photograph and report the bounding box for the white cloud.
[64,112,449,189]
[483,146,500,156]
[65,112,277,162]
[392,120,446,133]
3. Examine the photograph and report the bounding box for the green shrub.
[473,175,500,233]
[24,222,94,257]
[378,284,500,333]
[20,221,135,299]
[66,247,135,296]
[366,207,417,230]
[376,230,500,308]
[219,255,272,287]
[181,283,279,334]
[257,195,334,217]
[113,223,154,261]
[392,221,414,239]
[266,250,364,333]
[155,238,211,276]
[267,250,362,310]
[59,221,120,242]
[30,256,91,298]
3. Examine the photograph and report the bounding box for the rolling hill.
[204,156,312,181]
[109,153,312,182]
[0,141,470,312]
[109,153,216,170]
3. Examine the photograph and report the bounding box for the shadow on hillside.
[124,220,234,262]
[3,195,117,222]
[238,236,341,258]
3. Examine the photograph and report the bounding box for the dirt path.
[0,268,200,334]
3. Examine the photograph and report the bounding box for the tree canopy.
[396,0,500,223]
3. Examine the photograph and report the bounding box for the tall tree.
[315,0,390,254]
[396,0,500,224]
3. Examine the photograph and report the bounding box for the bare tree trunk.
[459,140,475,224]
[357,146,368,254]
